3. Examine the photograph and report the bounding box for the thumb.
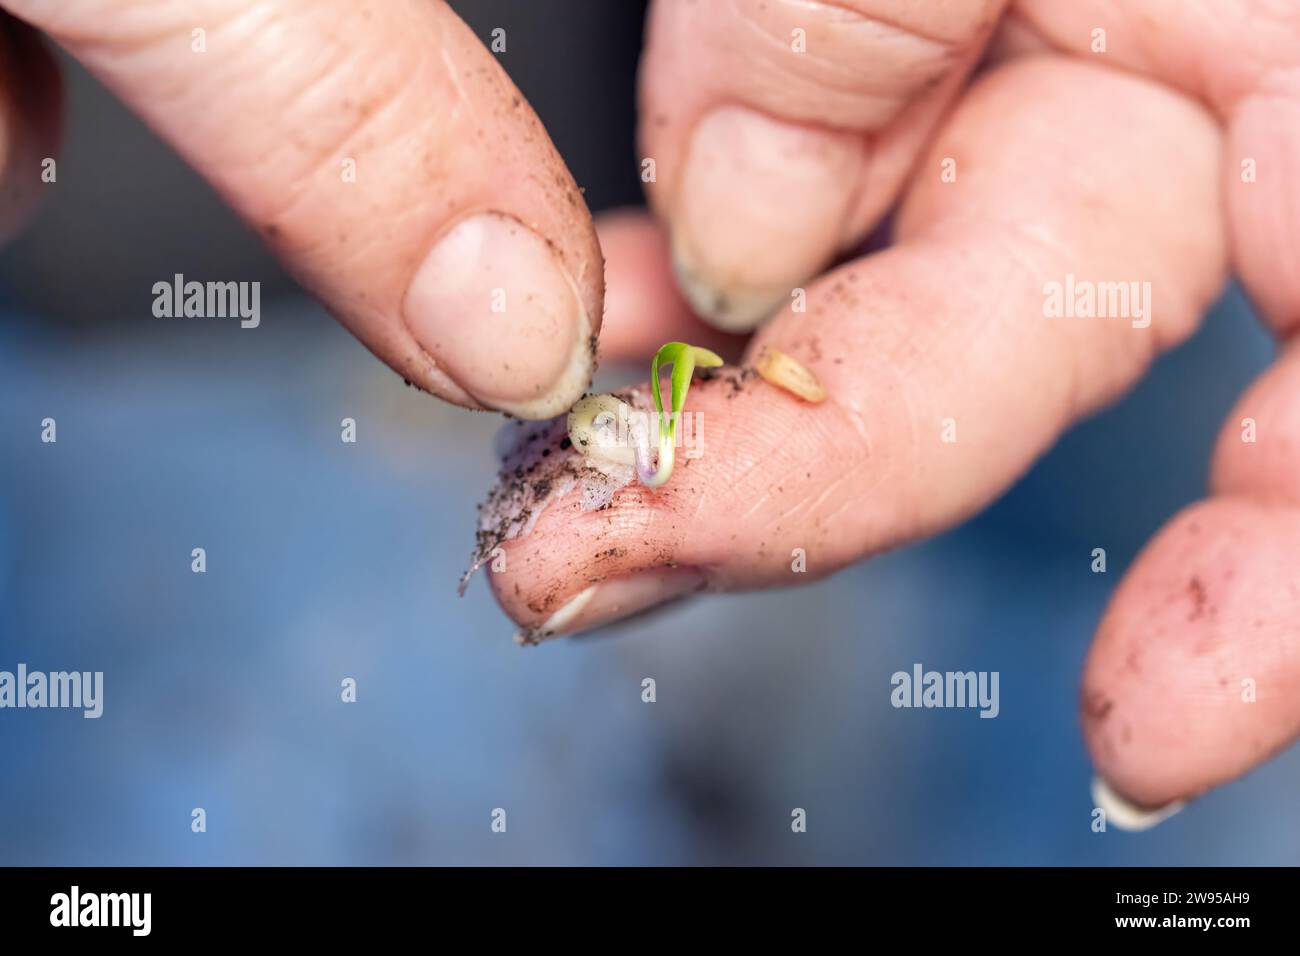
[638,0,1004,330]
[5,0,601,419]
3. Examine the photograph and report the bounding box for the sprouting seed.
[567,341,722,489]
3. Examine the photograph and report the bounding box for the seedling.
[645,341,723,486]
[568,341,723,489]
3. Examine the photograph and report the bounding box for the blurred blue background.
[2,1,1296,865]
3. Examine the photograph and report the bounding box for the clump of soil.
[696,364,758,397]
[459,388,649,595]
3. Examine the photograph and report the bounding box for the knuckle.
[719,0,987,127]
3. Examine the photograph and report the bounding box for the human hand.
[0,0,606,419]
[484,0,1300,827]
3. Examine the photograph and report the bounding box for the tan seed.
[755,347,826,403]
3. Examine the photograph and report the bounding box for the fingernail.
[512,568,705,645]
[1091,776,1186,832]
[670,106,862,332]
[404,212,593,419]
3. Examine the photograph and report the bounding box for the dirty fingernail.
[404,212,593,419]
[670,106,861,332]
[1091,776,1186,832]
[513,568,705,645]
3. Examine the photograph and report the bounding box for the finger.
[1225,84,1300,332]
[993,0,1300,821]
[638,0,1005,330]
[0,13,61,245]
[594,208,748,366]
[4,0,602,419]
[478,56,1226,638]
[1005,0,1300,330]
[1083,343,1300,823]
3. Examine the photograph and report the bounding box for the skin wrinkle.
[682,475,713,525]
[859,363,913,526]
[1011,0,1300,116]
[266,84,412,226]
[976,219,1110,426]
[294,181,411,279]
[760,7,959,95]
[729,23,884,113]
[34,8,196,57]
[261,62,457,271]
[439,45,468,122]
[813,488,869,552]
[260,44,430,216]
[1253,64,1300,102]
[819,0,976,48]
[1237,88,1300,295]
[788,467,856,531]
[246,16,375,116]
[810,294,941,546]
[758,365,892,544]
[697,398,780,493]
[735,456,802,522]
[1125,0,1174,81]
[823,48,961,104]
[230,38,354,140]
[671,407,761,528]
[160,12,424,226]
[834,48,987,240]
[710,441,776,513]
[721,0,964,120]
[969,215,1171,425]
[895,380,941,532]
[200,0,282,57]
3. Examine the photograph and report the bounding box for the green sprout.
[642,341,723,488]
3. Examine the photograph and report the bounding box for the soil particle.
[1125,650,1142,675]
[1083,689,1114,723]
[697,365,758,397]
[1187,576,1208,621]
